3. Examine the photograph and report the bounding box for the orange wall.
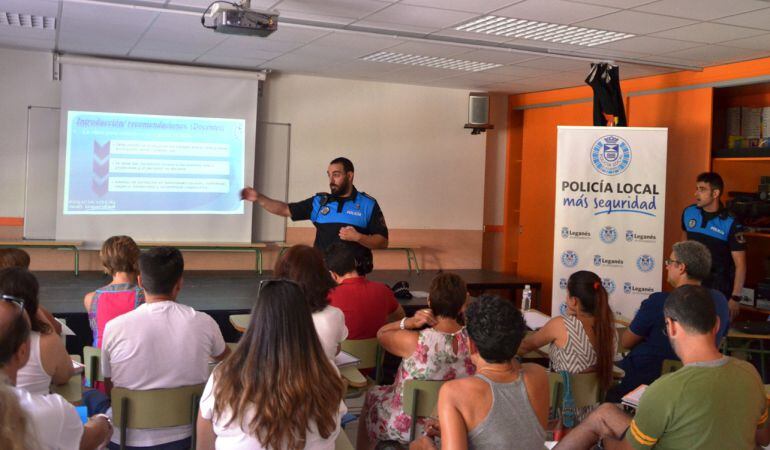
[507,74,725,312]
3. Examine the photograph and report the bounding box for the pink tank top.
[88,283,144,348]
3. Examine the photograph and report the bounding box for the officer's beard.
[330,178,351,197]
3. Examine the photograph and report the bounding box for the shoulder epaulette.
[359,191,376,201]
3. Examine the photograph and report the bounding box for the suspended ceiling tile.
[715,7,770,31]
[1,0,59,16]
[400,0,521,14]
[194,54,268,68]
[382,41,470,57]
[169,0,279,7]
[722,33,770,51]
[274,0,391,22]
[575,10,696,34]
[0,36,54,51]
[594,35,701,55]
[563,0,657,6]
[265,27,330,43]
[632,0,770,21]
[60,2,158,39]
[517,56,591,71]
[58,31,135,54]
[451,48,538,65]
[661,44,762,64]
[202,37,287,59]
[492,0,619,24]
[310,31,403,52]
[651,22,766,44]
[482,64,551,77]
[129,48,200,62]
[355,4,477,30]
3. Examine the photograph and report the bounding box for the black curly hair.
[464,295,526,363]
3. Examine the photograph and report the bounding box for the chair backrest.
[83,346,103,386]
[52,355,82,404]
[402,380,445,441]
[113,384,204,450]
[547,372,601,411]
[661,359,683,375]
[340,338,383,383]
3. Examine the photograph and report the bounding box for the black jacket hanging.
[585,63,627,127]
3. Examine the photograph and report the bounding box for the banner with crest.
[552,126,668,319]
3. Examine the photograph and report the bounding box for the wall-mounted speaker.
[465,92,493,135]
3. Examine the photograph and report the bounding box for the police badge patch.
[688,219,696,228]
[320,206,330,215]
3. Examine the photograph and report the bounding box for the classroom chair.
[547,372,602,411]
[52,354,82,404]
[402,380,446,441]
[334,430,355,450]
[83,346,103,388]
[340,338,384,397]
[661,359,683,375]
[111,383,205,450]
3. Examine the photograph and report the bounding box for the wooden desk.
[137,242,267,274]
[0,240,82,275]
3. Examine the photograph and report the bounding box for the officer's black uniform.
[681,203,746,298]
[288,186,387,273]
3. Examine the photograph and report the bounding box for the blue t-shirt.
[626,288,730,362]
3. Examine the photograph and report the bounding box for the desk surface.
[727,329,770,340]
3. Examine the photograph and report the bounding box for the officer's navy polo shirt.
[288,187,388,254]
[681,204,746,296]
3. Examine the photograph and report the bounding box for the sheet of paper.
[410,290,429,298]
[334,351,360,368]
[56,318,76,336]
[523,310,550,330]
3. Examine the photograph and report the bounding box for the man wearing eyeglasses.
[0,296,112,449]
[605,240,730,403]
[555,285,767,450]
[241,157,388,275]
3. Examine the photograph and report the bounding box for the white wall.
[0,49,487,233]
[261,73,487,230]
[0,48,60,217]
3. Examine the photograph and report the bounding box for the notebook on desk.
[334,351,361,368]
[621,384,647,409]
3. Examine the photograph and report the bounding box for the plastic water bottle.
[522,284,532,311]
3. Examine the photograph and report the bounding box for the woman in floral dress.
[357,273,475,449]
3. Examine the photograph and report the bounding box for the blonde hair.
[100,236,140,276]
[0,379,34,450]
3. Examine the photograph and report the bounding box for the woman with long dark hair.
[0,268,74,395]
[519,270,615,408]
[197,280,346,449]
[274,245,348,359]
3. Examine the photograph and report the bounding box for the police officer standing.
[241,157,388,271]
[681,172,746,320]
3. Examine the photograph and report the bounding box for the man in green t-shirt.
[554,285,767,450]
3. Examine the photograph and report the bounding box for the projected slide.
[63,111,245,214]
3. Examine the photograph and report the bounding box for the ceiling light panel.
[361,51,503,72]
[455,15,633,47]
[0,12,56,29]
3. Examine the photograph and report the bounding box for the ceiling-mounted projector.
[203,2,278,37]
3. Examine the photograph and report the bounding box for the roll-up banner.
[552,126,668,319]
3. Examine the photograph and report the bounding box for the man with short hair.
[325,242,404,340]
[555,285,767,450]
[606,240,730,402]
[101,247,229,449]
[682,171,746,319]
[0,297,111,450]
[242,157,388,274]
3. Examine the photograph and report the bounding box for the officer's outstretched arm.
[359,233,388,249]
[241,187,290,217]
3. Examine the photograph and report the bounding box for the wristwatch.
[731,295,742,302]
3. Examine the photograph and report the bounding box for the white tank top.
[16,332,52,395]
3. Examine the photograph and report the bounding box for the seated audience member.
[555,285,767,450]
[95,246,230,449]
[0,379,33,450]
[606,240,730,402]
[0,268,74,395]
[519,270,615,410]
[358,273,475,449]
[84,235,144,348]
[274,244,348,359]
[0,298,111,450]
[197,279,346,449]
[412,295,549,450]
[325,242,405,340]
[0,248,61,336]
